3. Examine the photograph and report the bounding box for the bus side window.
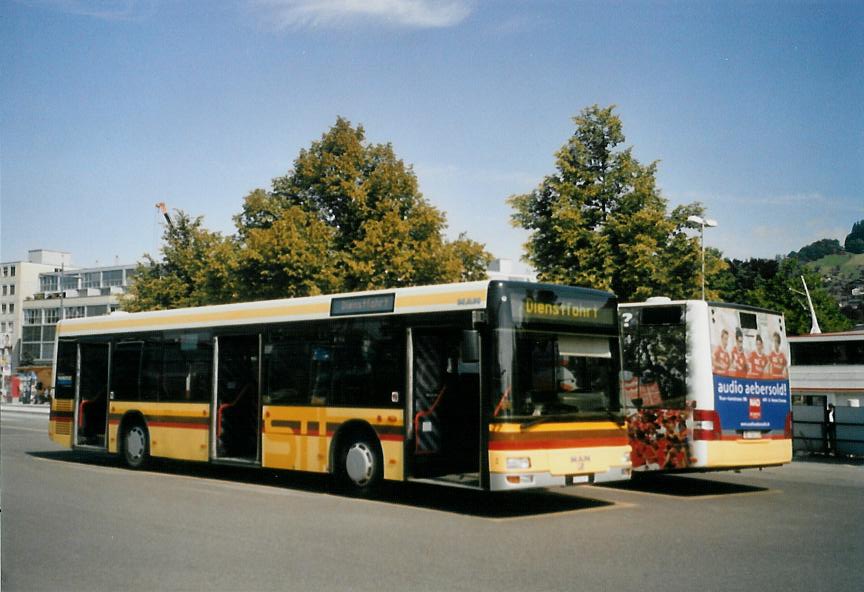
[309,345,333,405]
[265,340,310,405]
[111,342,142,401]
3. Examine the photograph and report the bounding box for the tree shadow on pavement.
[29,449,614,518]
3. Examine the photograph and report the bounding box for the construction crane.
[155,202,173,229]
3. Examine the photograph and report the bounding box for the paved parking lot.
[3,409,863,591]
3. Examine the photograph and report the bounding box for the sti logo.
[749,397,762,420]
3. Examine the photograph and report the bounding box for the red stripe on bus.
[378,434,405,442]
[146,421,209,430]
[488,437,628,450]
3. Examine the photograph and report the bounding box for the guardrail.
[792,405,864,457]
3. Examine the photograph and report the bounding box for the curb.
[1,403,51,416]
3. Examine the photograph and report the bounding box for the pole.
[700,223,706,301]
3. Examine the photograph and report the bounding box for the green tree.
[234,190,342,300]
[123,211,238,312]
[510,105,724,301]
[788,238,843,262]
[844,219,864,254]
[267,117,491,290]
[126,119,492,311]
[719,257,852,335]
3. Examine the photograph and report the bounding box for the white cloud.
[253,0,473,30]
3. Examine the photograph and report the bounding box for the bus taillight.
[784,411,793,439]
[693,409,722,441]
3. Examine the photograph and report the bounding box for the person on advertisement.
[767,331,788,378]
[712,329,731,375]
[730,327,749,377]
[747,334,769,378]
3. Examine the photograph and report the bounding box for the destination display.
[330,293,395,317]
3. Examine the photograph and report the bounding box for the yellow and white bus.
[49,280,631,493]
[619,299,792,473]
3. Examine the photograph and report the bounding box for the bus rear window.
[641,306,683,326]
[739,312,758,330]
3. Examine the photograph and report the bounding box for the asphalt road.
[2,409,863,592]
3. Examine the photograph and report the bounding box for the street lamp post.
[687,215,718,300]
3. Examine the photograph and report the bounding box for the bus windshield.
[492,329,618,419]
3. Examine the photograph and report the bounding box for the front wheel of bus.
[336,435,382,495]
[121,421,150,470]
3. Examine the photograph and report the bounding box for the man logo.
[457,297,481,306]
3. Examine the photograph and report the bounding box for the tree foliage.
[718,257,852,335]
[123,212,238,312]
[267,117,490,291]
[845,219,864,254]
[126,118,492,311]
[510,105,725,301]
[788,238,843,262]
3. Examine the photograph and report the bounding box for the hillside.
[807,252,864,321]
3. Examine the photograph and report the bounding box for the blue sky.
[2,0,862,273]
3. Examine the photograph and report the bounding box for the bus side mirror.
[462,330,480,364]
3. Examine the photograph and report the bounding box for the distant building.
[486,259,535,282]
[21,262,137,365]
[1,250,74,375]
[789,330,864,408]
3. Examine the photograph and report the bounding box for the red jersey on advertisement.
[768,351,788,378]
[748,351,769,378]
[730,347,748,377]
[712,346,731,374]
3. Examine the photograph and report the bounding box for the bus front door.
[213,334,261,463]
[409,328,481,485]
[74,342,110,449]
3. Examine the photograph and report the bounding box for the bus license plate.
[742,431,762,440]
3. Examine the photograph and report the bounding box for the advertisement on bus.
[709,306,790,433]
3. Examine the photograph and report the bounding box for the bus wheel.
[121,421,150,469]
[336,434,382,495]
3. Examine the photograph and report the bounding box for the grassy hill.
[808,252,864,279]
[807,252,864,322]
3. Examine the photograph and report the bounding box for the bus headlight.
[506,457,531,470]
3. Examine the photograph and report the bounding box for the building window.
[44,308,60,324]
[9,304,13,314]
[2,286,6,296]
[25,310,40,325]
[42,325,56,342]
[23,326,41,342]
[1,304,6,314]
[22,342,40,360]
[11,267,15,276]
[65,306,86,319]
[40,276,59,292]
[10,285,14,295]
[61,275,80,290]
[83,272,101,289]
[86,305,108,317]
[103,270,123,287]
[2,267,6,277]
